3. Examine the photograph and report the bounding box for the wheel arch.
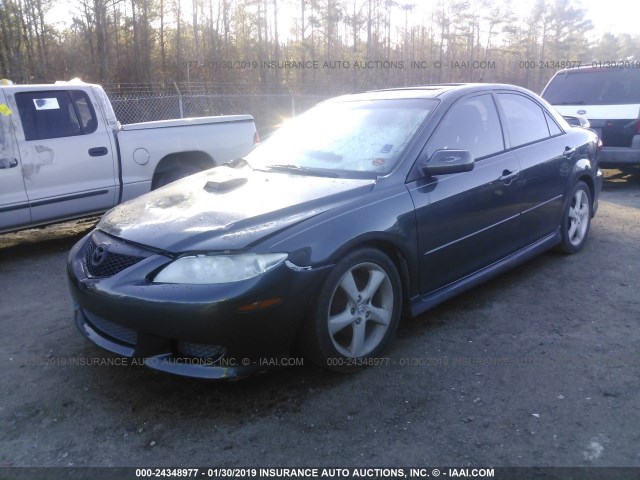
[577,174,596,214]
[293,238,409,365]
[324,235,417,315]
[151,151,217,189]
[557,176,593,254]
[153,150,216,176]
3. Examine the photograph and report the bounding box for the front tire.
[558,181,592,254]
[302,248,402,371]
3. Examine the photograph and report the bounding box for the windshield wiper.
[266,164,341,178]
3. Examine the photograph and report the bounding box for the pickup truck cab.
[0,79,258,233]
[542,66,640,169]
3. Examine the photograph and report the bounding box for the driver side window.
[427,94,504,161]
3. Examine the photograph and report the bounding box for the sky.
[585,0,640,36]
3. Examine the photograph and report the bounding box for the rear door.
[408,93,523,294]
[0,90,30,231]
[495,92,569,243]
[9,88,117,223]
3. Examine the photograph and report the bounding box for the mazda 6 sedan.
[67,83,602,379]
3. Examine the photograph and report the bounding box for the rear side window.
[15,90,98,141]
[497,93,551,147]
[545,111,562,136]
[543,68,640,105]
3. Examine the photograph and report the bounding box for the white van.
[542,66,640,168]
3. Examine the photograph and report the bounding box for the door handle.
[499,169,519,185]
[88,147,109,157]
[0,158,18,169]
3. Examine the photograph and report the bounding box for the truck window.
[15,90,98,141]
[543,68,640,105]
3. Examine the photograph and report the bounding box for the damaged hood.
[98,165,375,252]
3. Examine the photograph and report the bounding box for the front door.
[407,93,523,294]
[8,88,117,223]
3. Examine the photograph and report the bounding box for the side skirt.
[409,229,562,318]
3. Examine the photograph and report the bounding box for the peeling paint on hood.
[98,164,375,252]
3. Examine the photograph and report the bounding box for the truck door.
[9,88,117,223]
[0,90,31,231]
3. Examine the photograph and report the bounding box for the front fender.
[267,185,421,298]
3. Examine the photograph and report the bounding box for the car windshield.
[543,68,640,105]
[246,98,436,178]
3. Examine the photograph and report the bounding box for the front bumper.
[67,231,330,379]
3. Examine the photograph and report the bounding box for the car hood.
[98,165,375,252]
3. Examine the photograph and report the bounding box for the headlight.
[153,253,288,284]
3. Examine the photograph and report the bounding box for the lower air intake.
[177,342,227,361]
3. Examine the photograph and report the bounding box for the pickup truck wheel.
[152,165,202,190]
[558,181,592,254]
[301,248,402,372]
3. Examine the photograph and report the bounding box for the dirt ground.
[0,171,639,473]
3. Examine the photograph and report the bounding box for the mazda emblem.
[91,244,109,267]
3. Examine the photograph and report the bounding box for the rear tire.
[301,248,402,372]
[558,181,592,254]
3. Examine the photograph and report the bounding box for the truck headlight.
[153,253,288,284]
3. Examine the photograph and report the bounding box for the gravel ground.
[0,171,639,474]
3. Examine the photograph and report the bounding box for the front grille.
[85,310,137,346]
[177,341,226,361]
[84,235,146,278]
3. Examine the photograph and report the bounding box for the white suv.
[542,66,640,168]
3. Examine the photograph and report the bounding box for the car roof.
[327,83,533,102]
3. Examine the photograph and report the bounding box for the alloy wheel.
[326,262,394,358]
[568,187,590,246]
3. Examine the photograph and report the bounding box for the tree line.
[1,0,639,94]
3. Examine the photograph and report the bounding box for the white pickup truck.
[0,80,258,233]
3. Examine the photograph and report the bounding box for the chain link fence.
[104,84,333,135]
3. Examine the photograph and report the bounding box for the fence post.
[174,82,184,118]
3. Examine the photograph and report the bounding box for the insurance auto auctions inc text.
[182,59,497,71]
[250,467,495,477]
[261,60,496,70]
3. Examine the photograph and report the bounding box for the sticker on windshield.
[0,103,11,116]
[381,144,393,154]
[33,98,60,110]
[373,158,386,167]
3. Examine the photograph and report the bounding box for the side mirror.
[421,149,474,176]
[563,115,590,128]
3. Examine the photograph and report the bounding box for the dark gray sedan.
[67,83,602,379]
